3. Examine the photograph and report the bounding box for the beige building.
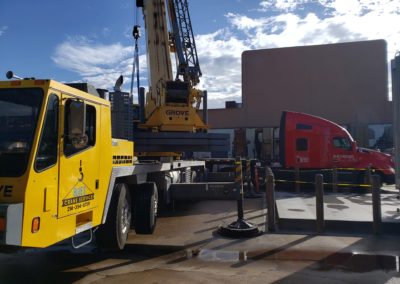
[207,40,393,159]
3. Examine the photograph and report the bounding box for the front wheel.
[357,170,383,190]
[96,183,131,251]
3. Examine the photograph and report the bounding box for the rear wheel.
[134,182,158,234]
[96,183,131,251]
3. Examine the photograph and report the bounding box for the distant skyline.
[1,0,399,107]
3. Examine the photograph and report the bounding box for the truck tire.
[147,172,171,209]
[357,170,383,190]
[134,182,158,234]
[96,183,131,251]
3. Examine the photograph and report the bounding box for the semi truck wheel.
[96,183,131,250]
[357,170,383,189]
[134,182,158,234]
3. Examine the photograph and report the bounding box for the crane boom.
[168,0,202,85]
[136,0,207,132]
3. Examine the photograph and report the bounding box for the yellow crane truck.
[0,75,236,251]
[0,76,221,250]
[0,0,236,251]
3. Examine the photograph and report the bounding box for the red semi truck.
[276,111,395,186]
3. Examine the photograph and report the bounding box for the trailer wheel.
[96,183,131,250]
[134,182,158,234]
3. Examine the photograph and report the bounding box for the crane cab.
[0,78,132,248]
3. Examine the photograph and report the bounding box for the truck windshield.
[0,88,43,177]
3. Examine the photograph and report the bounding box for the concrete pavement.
[0,190,399,284]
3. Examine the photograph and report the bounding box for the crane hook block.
[133,25,141,40]
[136,0,144,7]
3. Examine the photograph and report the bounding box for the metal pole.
[366,166,372,190]
[217,157,260,238]
[295,167,300,193]
[138,87,145,123]
[235,157,244,220]
[203,91,208,124]
[391,54,400,190]
[254,164,260,193]
[332,167,338,193]
[266,173,276,232]
[372,174,382,234]
[315,174,324,233]
[246,159,251,192]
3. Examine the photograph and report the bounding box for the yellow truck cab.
[0,78,151,250]
[0,75,238,251]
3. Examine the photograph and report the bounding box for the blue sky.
[1,0,400,107]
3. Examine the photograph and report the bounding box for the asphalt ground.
[0,186,399,284]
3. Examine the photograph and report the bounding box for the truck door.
[331,137,356,166]
[58,95,100,218]
[294,136,310,166]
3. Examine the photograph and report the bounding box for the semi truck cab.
[280,111,395,184]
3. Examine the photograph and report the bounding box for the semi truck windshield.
[0,88,43,177]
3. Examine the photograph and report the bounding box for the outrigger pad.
[217,219,261,238]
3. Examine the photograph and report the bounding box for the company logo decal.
[165,110,189,116]
[62,181,94,212]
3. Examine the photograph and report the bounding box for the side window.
[296,124,312,130]
[64,100,96,157]
[35,94,59,171]
[85,105,96,146]
[296,138,308,151]
[333,137,352,151]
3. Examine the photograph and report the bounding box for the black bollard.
[266,173,276,232]
[295,167,300,193]
[371,175,382,234]
[218,157,260,238]
[315,174,325,234]
[332,167,338,193]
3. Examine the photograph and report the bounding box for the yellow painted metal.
[0,79,134,248]
[57,92,101,219]
[140,105,208,132]
[140,0,208,132]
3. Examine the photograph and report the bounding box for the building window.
[368,124,392,150]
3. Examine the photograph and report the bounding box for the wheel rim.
[121,197,131,234]
[154,196,158,217]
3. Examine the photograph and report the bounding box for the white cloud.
[202,1,400,106]
[259,0,400,16]
[259,0,310,12]
[52,36,147,91]
[52,1,400,107]
[226,13,265,30]
[0,26,8,36]
[195,29,247,107]
[323,0,400,16]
